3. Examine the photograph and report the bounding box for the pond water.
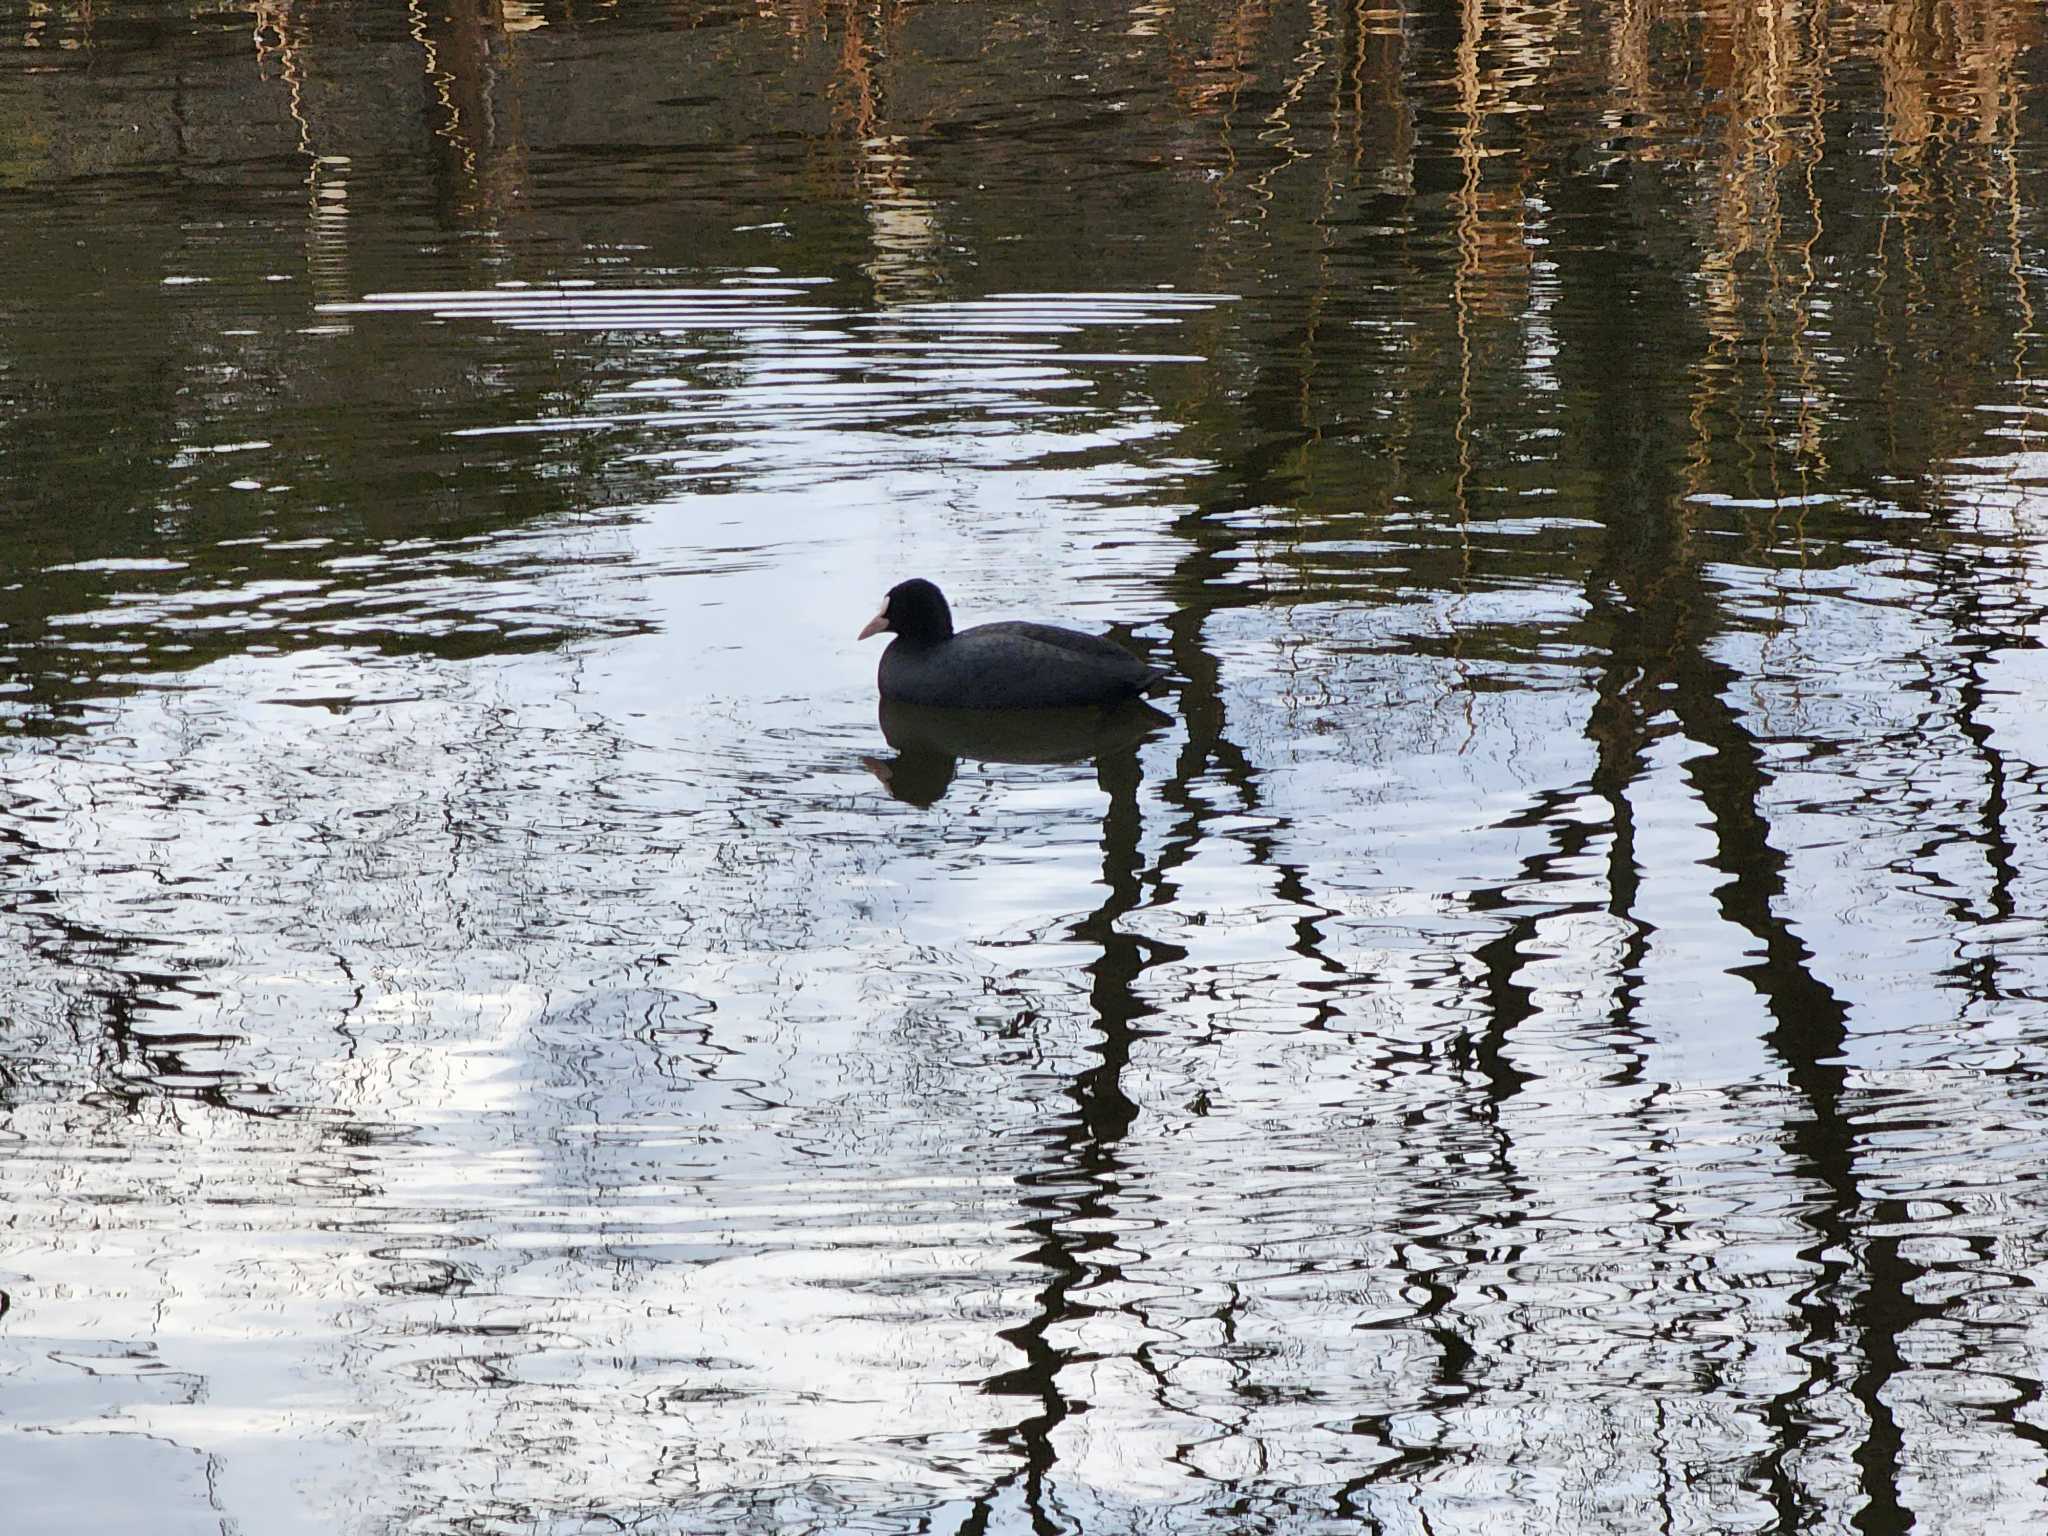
[5,2,2048,1532]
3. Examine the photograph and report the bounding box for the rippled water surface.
[6,2,2048,1532]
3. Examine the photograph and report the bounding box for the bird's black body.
[859,578,1166,710]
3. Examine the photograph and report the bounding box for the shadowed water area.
[5,1,2048,1531]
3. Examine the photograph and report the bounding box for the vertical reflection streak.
[409,0,472,182]
[1657,520,1935,1536]
[1902,544,2034,990]
[1583,580,1654,1092]
[410,0,528,223]
[1667,636,1897,1534]
[1244,0,1329,221]
[1450,0,1481,580]
[1788,0,1832,492]
[976,735,1178,1535]
[1553,58,1914,1516]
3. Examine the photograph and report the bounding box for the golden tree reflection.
[823,0,945,303]
[409,0,532,222]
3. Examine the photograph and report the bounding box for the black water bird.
[857,578,1167,709]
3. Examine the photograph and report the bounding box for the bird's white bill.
[857,603,890,640]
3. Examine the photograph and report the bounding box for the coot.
[857,578,1167,709]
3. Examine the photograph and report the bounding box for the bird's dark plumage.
[858,578,1166,709]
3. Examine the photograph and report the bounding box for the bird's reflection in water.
[863,697,1172,806]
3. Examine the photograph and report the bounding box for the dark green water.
[5,2,2048,1532]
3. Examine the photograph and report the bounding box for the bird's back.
[880,620,1165,709]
